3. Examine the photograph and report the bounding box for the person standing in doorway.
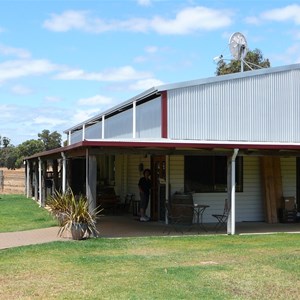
[138,169,152,222]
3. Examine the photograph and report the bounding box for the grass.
[1,234,300,299]
[1,194,300,299]
[0,194,58,232]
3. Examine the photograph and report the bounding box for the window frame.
[184,155,243,193]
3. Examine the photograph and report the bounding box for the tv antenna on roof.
[214,32,265,72]
[229,32,248,72]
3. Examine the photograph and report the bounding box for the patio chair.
[164,202,194,234]
[117,193,134,214]
[212,199,230,232]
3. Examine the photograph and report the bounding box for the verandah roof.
[25,138,300,161]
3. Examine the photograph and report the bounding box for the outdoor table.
[170,203,210,232]
[193,204,210,231]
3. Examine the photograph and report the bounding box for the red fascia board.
[80,140,300,150]
[25,140,300,160]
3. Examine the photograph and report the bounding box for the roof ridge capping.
[157,63,300,92]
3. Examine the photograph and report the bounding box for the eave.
[24,139,300,161]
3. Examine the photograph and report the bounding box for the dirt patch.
[0,167,25,195]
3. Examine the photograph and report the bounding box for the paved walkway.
[1,216,300,250]
[0,227,65,250]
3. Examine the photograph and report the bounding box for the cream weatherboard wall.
[126,154,151,197]
[167,155,264,223]
[114,154,296,223]
[281,157,296,198]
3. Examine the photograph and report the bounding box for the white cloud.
[43,10,92,32]
[0,44,31,58]
[261,4,300,25]
[272,43,300,64]
[137,0,152,7]
[78,95,113,106]
[134,56,147,63]
[134,45,161,63]
[0,104,15,119]
[11,85,32,95]
[145,46,158,53]
[0,59,58,82]
[247,4,300,25]
[55,65,151,82]
[244,16,261,25]
[129,78,164,90]
[45,96,63,103]
[150,7,232,34]
[33,116,67,126]
[43,7,233,35]
[72,108,101,124]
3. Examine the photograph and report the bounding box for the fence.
[0,168,25,194]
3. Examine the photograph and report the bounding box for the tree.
[38,129,62,151]
[6,147,18,169]
[216,48,270,76]
[0,136,11,148]
[13,139,45,168]
[0,145,16,169]
[0,129,62,169]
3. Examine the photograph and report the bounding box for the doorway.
[151,156,166,221]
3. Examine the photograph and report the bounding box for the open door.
[151,156,166,221]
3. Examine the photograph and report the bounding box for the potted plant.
[47,189,102,240]
[46,190,72,226]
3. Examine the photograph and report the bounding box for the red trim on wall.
[161,91,168,138]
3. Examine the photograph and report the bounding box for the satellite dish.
[229,32,248,60]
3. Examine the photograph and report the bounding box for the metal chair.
[212,199,230,232]
[164,202,194,234]
[117,193,134,214]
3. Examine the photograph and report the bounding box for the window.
[97,155,115,186]
[184,156,243,193]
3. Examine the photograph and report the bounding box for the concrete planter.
[70,222,88,240]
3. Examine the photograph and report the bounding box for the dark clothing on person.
[138,177,152,196]
[138,176,151,210]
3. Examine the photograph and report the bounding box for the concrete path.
[0,227,65,250]
[1,217,299,250]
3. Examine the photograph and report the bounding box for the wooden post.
[260,157,283,223]
[52,160,59,192]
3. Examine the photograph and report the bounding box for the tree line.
[0,130,62,169]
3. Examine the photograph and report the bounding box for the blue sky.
[0,0,300,145]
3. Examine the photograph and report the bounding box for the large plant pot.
[71,223,88,240]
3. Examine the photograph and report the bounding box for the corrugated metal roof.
[64,63,300,134]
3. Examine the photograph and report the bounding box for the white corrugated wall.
[168,69,300,143]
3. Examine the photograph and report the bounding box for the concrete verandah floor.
[1,215,299,250]
[97,214,300,238]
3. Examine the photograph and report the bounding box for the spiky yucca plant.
[46,190,72,215]
[47,188,102,239]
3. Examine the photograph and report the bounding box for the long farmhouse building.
[25,63,300,234]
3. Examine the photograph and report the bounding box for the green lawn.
[0,194,58,232]
[1,194,300,299]
[1,234,300,299]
